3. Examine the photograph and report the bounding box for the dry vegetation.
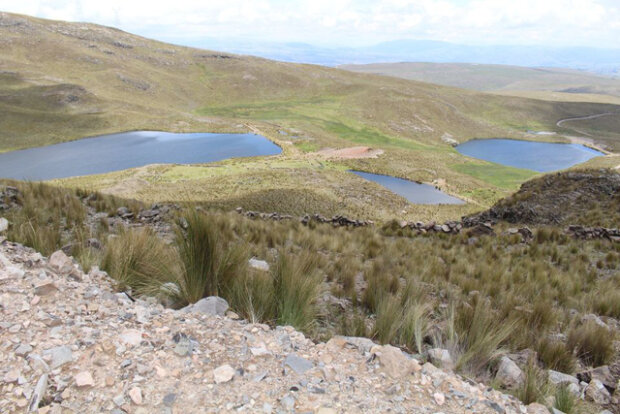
[1,179,618,410]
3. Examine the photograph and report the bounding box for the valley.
[1,12,620,222]
[0,10,619,414]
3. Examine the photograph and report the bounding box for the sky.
[1,0,619,49]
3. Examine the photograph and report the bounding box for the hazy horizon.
[1,0,619,50]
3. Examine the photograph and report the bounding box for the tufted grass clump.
[515,358,549,405]
[554,385,577,414]
[271,250,322,331]
[567,321,615,367]
[175,212,248,305]
[451,300,515,375]
[101,227,179,296]
[536,337,576,374]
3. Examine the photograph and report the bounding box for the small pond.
[455,139,604,172]
[0,131,281,181]
[351,170,465,205]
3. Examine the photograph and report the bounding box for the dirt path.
[556,112,615,137]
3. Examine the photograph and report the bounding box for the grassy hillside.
[1,179,618,412]
[1,12,619,220]
[340,62,620,100]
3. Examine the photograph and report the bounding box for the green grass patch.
[451,163,538,189]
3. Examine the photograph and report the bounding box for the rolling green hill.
[340,62,620,101]
[1,12,619,221]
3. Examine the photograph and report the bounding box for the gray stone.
[581,314,609,329]
[27,374,47,412]
[181,296,228,316]
[548,370,578,386]
[280,395,295,410]
[173,336,193,357]
[163,393,176,406]
[43,345,73,369]
[427,348,454,371]
[495,356,524,389]
[341,336,376,354]
[550,409,565,414]
[585,379,611,405]
[284,353,314,375]
[113,394,125,407]
[15,343,33,356]
[0,217,8,233]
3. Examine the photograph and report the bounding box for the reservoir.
[351,170,465,205]
[0,131,281,180]
[455,139,603,172]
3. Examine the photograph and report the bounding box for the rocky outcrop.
[463,170,620,228]
[235,208,374,227]
[0,239,529,413]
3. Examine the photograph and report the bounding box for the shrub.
[175,212,248,304]
[101,227,178,297]
[554,385,576,414]
[452,300,515,375]
[516,358,549,405]
[536,337,576,374]
[567,321,615,366]
[271,250,322,331]
[374,294,402,344]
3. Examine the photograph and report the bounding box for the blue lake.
[456,139,604,172]
[0,131,281,181]
[351,170,465,205]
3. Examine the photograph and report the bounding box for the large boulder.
[577,366,616,393]
[181,296,229,317]
[427,348,454,371]
[375,345,421,379]
[585,379,612,405]
[548,370,579,386]
[495,356,524,389]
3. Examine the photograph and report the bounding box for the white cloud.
[0,0,618,48]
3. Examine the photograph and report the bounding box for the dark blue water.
[456,139,603,172]
[351,170,465,205]
[0,131,281,180]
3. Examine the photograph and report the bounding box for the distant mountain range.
[182,38,620,75]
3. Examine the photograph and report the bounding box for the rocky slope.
[0,238,550,414]
[464,169,620,228]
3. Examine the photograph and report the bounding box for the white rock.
[129,387,143,405]
[249,258,270,272]
[0,217,8,233]
[28,374,47,412]
[119,329,143,346]
[74,371,94,387]
[433,392,445,405]
[213,364,235,383]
